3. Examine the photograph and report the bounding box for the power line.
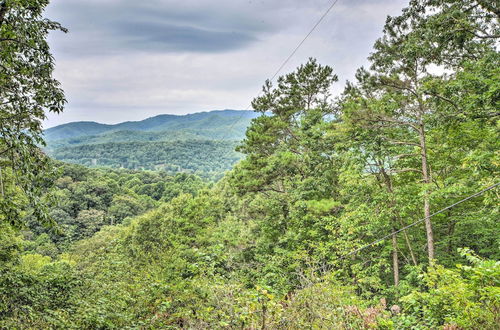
[268,0,340,83]
[215,0,499,261]
[216,0,341,144]
[210,1,499,270]
[341,182,500,259]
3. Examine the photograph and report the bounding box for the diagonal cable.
[341,182,500,259]
[216,0,342,157]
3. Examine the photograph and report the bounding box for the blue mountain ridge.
[44,110,258,142]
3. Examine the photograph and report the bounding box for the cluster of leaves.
[0,190,381,328]
[0,254,78,328]
[3,185,497,328]
[394,249,500,328]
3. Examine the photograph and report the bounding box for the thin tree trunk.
[379,166,405,283]
[0,2,7,25]
[381,167,418,266]
[399,217,418,266]
[261,303,267,330]
[392,231,399,286]
[418,125,435,262]
[446,211,455,254]
[0,165,4,197]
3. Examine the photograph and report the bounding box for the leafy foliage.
[24,163,207,252]
[395,249,500,328]
[0,0,499,328]
[0,0,66,225]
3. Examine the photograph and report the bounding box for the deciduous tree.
[0,0,66,225]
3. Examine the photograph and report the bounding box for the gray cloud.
[47,0,280,56]
[112,21,257,53]
[44,0,409,127]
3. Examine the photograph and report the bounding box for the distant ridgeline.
[44,110,258,178]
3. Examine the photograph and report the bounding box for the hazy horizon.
[43,109,250,129]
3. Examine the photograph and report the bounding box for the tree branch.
[378,79,420,99]
[388,168,421,174]
[381,137,420,147]
[393,153,419,160]
[0,146,14,156]
[427,92,461,111]
[375,115,419,131]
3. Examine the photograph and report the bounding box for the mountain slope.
[44,121,113,141]
[44,110,257,143]
[44,110,256,177]
[50,140,242,178]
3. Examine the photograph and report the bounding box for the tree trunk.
[379,166,413,281]
[446,211,455,254]
[261,303,267,330]
[392,230,399,286]
[399,218,418,266]
[0,2,7,27]
[382,169,418,266]
[0,165,4,197]
[418,125,435,262]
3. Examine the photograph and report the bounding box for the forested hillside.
[25,163,206,254]
[44,110,257,142]
[44,110,255,176]
[50,140,242,179]
[1,0,499,329]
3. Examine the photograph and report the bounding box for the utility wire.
[214,0,499,262]
[268,0,340,83]
[341,182,500,259]
[210,1,498,268]
[216,0,341,144]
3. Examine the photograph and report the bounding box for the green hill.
[50,140,242,179]
[44,121,114,141]
[44,110,256,177]
[44,110,257,143]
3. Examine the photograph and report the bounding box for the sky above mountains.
[44,0,407,128]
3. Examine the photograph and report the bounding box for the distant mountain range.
[44,110,258,177]
[44,110,258,144]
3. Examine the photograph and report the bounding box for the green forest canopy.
[0,0,499,328]
[49,140,243,179]
[43,110,257,178]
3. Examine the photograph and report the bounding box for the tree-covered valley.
[43,110,258,178]
[0,0,499,329]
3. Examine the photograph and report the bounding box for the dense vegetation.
[1,0,499,329]
[50,140,242,179]
[24,163,206,253]
[44,110,255,178]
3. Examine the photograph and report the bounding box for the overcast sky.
[43,0,408,128]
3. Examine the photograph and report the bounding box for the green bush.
[395,249,500,329]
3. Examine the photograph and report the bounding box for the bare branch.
[427,92,461,111]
